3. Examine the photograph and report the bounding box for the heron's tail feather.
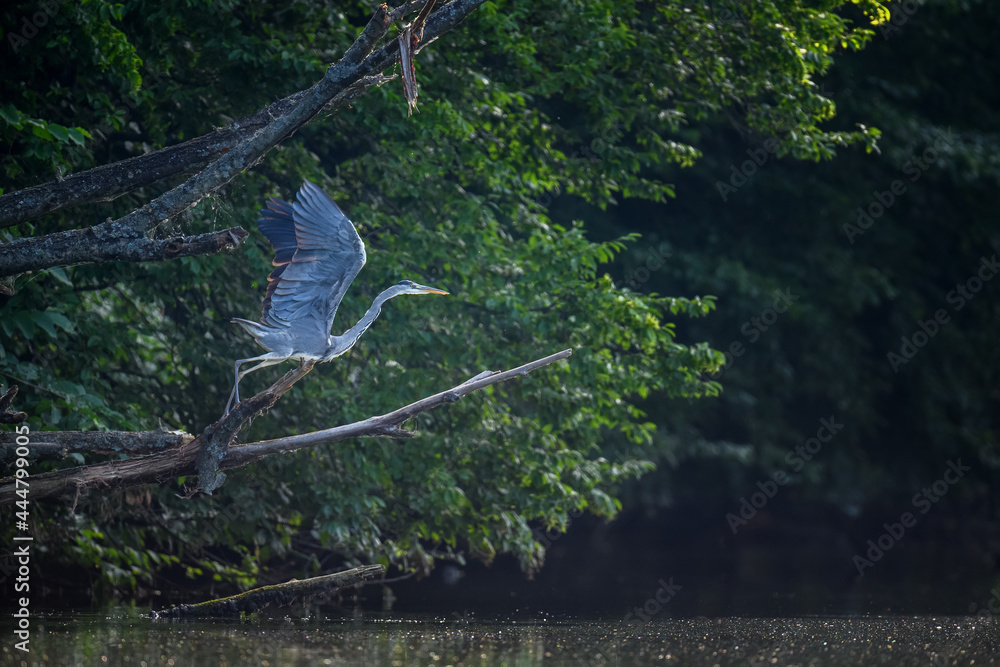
[231,317,270,337]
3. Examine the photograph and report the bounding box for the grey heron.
[225,180,447,414]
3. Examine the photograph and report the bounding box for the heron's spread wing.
[257,180,366,338]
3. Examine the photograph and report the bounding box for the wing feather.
[255,181,366,341]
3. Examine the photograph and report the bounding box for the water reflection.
[1,609,996,666]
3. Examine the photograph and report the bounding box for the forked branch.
[0,0,487,281]
[0,349,572,505]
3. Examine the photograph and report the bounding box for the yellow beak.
[413,282,449,295]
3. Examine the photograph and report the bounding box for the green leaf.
[0,105,22,127]
[46,267,74,286]
[47,124,71,143]
[66,127,90,147]
[30,124,54,141]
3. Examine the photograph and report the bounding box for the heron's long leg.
[226,354,288,414]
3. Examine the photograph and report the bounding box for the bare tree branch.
[0,349,572,505]
[0,443,67,465]
[400,0,438,114]
[223,349,572,467]
[0,127,252,230]
[0,386,26,424]
[0,429,193,456]
[0,4,431,228]
[0,226,249,277]
[0,73,389,230]
[157,228,250,260]
[0,0,485,281]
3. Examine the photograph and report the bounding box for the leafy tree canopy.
[1,0,889,593]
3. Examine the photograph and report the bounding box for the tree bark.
[0,75,370,231]
[0,386,26,424]
[0,227,249,279]
[0,428,193,456]
[0,105,284,230]
[0,349,571,505]
[0,443,66,465]
[0,0,486,280]
[150,564,385,618]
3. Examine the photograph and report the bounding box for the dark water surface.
[2,609,997,666]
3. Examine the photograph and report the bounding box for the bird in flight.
[226,180,447,413]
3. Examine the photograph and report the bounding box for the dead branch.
[0,386,26,424]
[1,227,249,281]
[399,0,438,115]
[0,75,375,230]
[0,129,248,230]
[0,443,66,465]
[0,0,486,281]
[194,359,316,494]
[151,564,385,618]
[222,349,572,467]
[0,429,193,456]
[0,349,571,505]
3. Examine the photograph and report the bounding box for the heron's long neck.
[325,286,401,360]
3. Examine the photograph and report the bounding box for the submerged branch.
[151,564,385,618]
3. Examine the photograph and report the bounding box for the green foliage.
[611,0,1000,509]
[0,0,893,594]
